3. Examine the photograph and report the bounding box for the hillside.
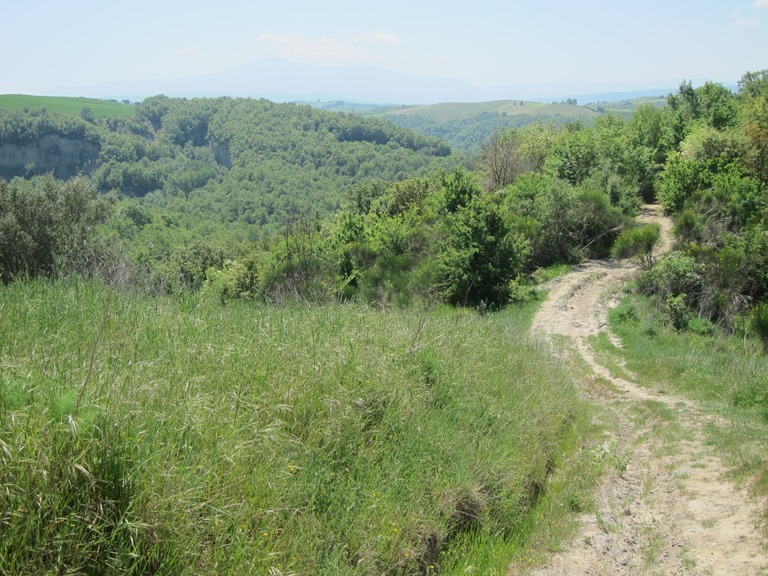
[0,95,455,222]
[384,100,597,122]
[584,95,667,115]
[378,100,600,152]
[2,69,768,575]
[377,97,671,152]
[0,94,136,118]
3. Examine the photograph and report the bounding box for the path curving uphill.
[523,205,767,575]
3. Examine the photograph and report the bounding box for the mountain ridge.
[44,57,686,105]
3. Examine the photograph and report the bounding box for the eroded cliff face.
[0,135,99,180]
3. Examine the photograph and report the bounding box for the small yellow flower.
[262,531,269,538]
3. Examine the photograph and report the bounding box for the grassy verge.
[599,295,768,513]
[0,279,599,575]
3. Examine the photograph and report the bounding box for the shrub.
[611,223,661,269]
[751,303,768,352]
[508,276,539,305]
[438,198,530,307]
[657,152,706,213]
[688,315,717,336]
[665,293,690,330]
[201,257,260,304]
[636,251,703,302]
[0,176,113,283]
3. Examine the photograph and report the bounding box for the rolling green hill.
[0,94,136,118]
[384,99,597,122]
[376,97,673,152]
[584,96,667,116]
[378,100,601,152]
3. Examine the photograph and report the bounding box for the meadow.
[0,280,599,575]
[0,94,136,118]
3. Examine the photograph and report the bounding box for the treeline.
[1,72,767,339]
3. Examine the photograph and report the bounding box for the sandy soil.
[520,205,767,575]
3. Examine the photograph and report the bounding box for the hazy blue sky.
[2,0,766,95]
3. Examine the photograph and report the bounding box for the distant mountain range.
[45,58,688,105]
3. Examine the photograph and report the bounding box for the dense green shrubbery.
[0,175,114,283]
[504,173,625,266]
[631,71,768,334]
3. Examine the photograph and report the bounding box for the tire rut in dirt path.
[519,206,767,575]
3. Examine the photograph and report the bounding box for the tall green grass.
[0,279,590,575]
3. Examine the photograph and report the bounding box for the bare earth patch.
[520,205,767,575]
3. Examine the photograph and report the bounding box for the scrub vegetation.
[1,68,768,573]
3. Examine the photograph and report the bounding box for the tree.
[630,104,664,155]
[742,95,768,183]
[738,69,768,100]
[546,123,597,185]
[665,80,700,146]
[479,129,532,191]
[136,94,173,131]
[517,121,556,172]
[80,107,96,124]
[696,82,738,129]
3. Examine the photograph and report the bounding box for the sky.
[2,0,767,96]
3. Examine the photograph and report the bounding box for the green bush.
[657,152,706,213]
[505,174,624,266]
[665,293,690,330]
[0,176,113,283]
[201,257,260,304]
[636,251,703,302]
[687,315,717,336]
[508,276,540,305]
[751,303,768,352]
[611,223,661,269]
[438,197,530,307]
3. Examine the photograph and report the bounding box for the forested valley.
[1,70,768,575]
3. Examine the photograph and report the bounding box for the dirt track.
[521,206,767,575]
